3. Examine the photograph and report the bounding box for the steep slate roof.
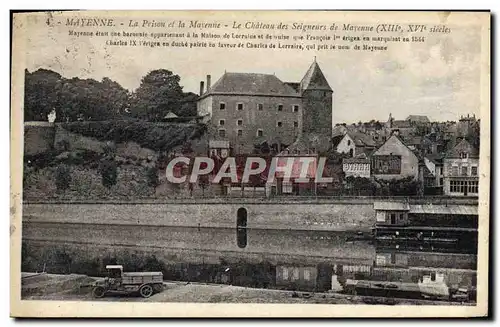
[208,72,300,97]
[445,138,479,158]
[331,134,344,148]
[343,152,370,164]
[392,120,412,128]
[425,154,444,164]
[347,131,377,147]
[373,134,416,157]
[299,61,333,92]
[284,82,301,92]
[403,135,422,146]
[406,115,430,123]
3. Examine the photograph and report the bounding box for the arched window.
[236,208,248,248]
[237,208,247,228]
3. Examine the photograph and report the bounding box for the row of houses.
[335,131,479,197]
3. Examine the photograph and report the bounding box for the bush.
[54,165,71,192]
[100,159,118,188]
[61,120,207,152]
[146,167,159,187]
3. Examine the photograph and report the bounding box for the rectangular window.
[218,129,226,137]
[372,155,402,174]
[292,268,300,281]
[294,121,298,128]
[471,181,479,193]
[450,180,457,193]
[219,103,226,110]
[282,267,288,280]
[303,269,311,281]
[282,182,293,194]
[376,254,387,266]
[237,103,243,110]
[257,129,263,137]
[237,129,243,137]
[451,166,459,176]
[237,119,243,126]
[471,166,478,176]
[461,166,468,176]
[277,121,282,127]
[439,177,443,186]
[258,103,263,111]
[277,104,283,111]
[219,119,225,126]
[293,105,299,112]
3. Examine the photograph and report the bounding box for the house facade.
[343,154,371,178]
[424,155,444,191]
[335,132,376,157]
[443,139,479,197]
[371,134,419,181]
[197,60,333,154]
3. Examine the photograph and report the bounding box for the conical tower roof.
[300,59,332,92]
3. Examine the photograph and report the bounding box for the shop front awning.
[374,202,411,211]
[409,204,478,216]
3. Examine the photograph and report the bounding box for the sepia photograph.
[10,10,491,318]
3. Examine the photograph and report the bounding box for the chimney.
[199,81,205,96]
[206,75,211,92]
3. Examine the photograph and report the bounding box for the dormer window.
[460,152,469,159]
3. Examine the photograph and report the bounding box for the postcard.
[10,10,490,317]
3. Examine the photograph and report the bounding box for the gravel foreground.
[21,272,472,306]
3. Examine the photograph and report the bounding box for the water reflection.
[151,230,477,303]
[22,223,477,303]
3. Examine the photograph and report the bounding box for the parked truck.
[92,265,164,298]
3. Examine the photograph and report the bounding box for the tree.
[130,69,184,121]
[178,92,198,117]
[24,69,62,121]
[100,159,118,188]
[55,165,71,192]
[57,77,128,122]
[24,69,130,122]
[146,167,159,187]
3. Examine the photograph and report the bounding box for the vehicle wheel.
[139,284,154,298]
[92,286,106,298]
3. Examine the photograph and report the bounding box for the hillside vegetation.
[23,120,207,200]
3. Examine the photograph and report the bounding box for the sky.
[19,11,485,124]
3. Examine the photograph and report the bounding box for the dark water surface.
[22,224,477,303]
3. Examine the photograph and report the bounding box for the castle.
[196,59,333,154]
